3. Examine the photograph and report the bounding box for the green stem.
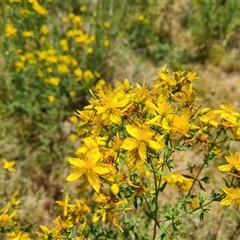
[161,193,225,225]
[186,162,205,197]
[143,193,152,213]
[148,157,159,240]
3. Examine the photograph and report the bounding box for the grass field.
[1,1,240,239]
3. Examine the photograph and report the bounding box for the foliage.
[1,0,240,239]
[36,68,240,239]
[186,0,240,62]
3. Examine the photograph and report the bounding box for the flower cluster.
[0,161,31,240]
[35,194,90,239]
[2,0,109,111]
[199,103,240,210]
[37,67,239,238]
[218,152,240,210]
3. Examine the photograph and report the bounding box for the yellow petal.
[111,184,119,195]
[84,149,103,165]
[92,163,111,175]
[161,118,171,131]
[126,125,141,139]
[218,164,232,172]
[138,142,146,161]
[222,187,235,194]
[96,106,106,114]
[148,140,164,151]
[68,158,86,168]
[209,120,219,128]
[40,225,51,234]
[220,196,232,206]
[115,98,130,108]
[110,110,122,124]
[220,113,236,124]
[145,100,159,114]
[66,170,84,181]
[145,116,161,125]
[87,171,101,192]
[122,138,138,150]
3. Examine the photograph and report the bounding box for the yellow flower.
[22,31,34,38]
[68,12,75,19]
[199,110,219,128]
[154,70,177,90]
[31,1,48,16]
[47,67,53,73]
[58,55,71,64]
[37,50,47,60]
[69,134,77,143]
[37,70,44,78]
[111,183,119,195]
[69,91,76,97]
[220,187,240,210]
[75,136,106,156]
[39,225,52,235]
[2,158,15,172]
[0,214,12,227]
[122,124,164,161]
[87,47,93,53]
[59,39,69,51]
[103,39,110,47]
[47,48,57,55]
[66,149,112,192]
[162,173,193,191]
[15,61,25,70]
[83,70,94,82]
[94,90,130,125]
[86,35,95,44]
[40,25,49,34]
[80,6,86,12]
[55,193,70,217]
[7,231,31,240]
[70,115,78,123]
[138,15,145,21]
[72,15,82,24]
[57,64,69,74]
[92,199,130,232]
[172,108,190,135]
[5,24,17,37]
[71,58,78,67]
[62,16,68,23]
[48,95,56,103]
[190,197,200,209]
[44,77,60,86]
[213,104,238,116]
[75,34,88,44]
[103,21,110,28]
[218,152,240,172]
[20,8,30,16]
[215,110,240,139]
[40,36,46,43]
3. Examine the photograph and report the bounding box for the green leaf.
[143,208,154,220]
[198,180,206,191]
[201,176,209,184]
[175,145,189,151]
[133,197,138,209]
[156,171,170,176]
[182,174,195,179]
[157,222,169,236]
[222,177,231,188]
[158,181,167,193]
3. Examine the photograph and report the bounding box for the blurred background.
[1,0,240,239]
